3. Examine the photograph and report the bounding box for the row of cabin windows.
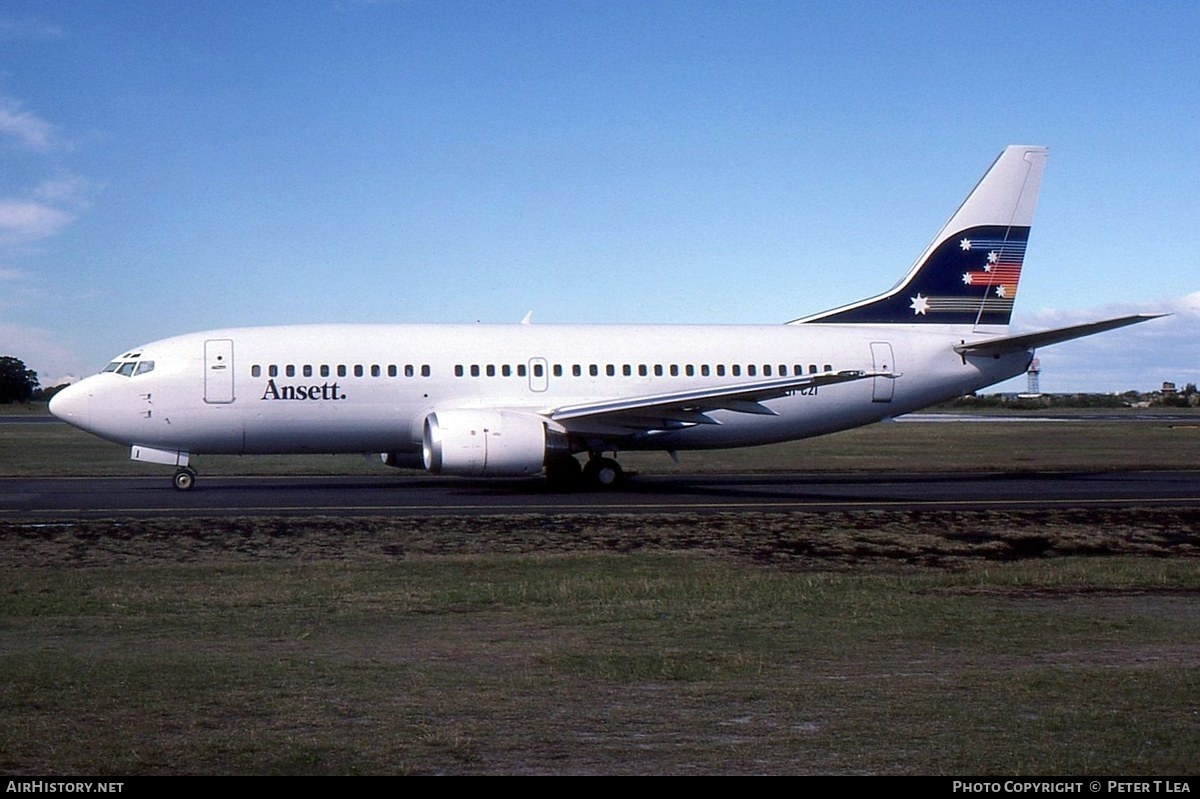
[454,363,834,378]
[250,363,431,379]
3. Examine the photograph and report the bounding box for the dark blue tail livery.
[793,146,1047,328]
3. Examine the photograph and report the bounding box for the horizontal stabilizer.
[953,314,1166,356]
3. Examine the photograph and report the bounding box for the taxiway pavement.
[3,470,1199,520]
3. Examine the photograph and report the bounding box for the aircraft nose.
[48,381,90,429]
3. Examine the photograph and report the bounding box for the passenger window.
[251,365,261,378]
[269,365,279,378]
[732,365,742,376]
[533,364,544,377]
[421,365,430,377]
[501,365,511,377]
[763,365,772,377]
[517,364,527,377]
[354,365,364,377]
[470,365,480,377]
[286,365,295,377]
[638,365,648,377]
[747,365,756,377]
[388,365,398,377]
[686,365,695,377]
[809,365,818,374]
[716,365,725,377]
[670,365,679,376]
[553,364,562,377]
[589,365,598,377]
[455,365,464,377]
[607,365,615,377]
[654,365,663,376]
[134,361,155,376]
[824,364,832,373]
[701,365,710,377]
[572,364,582,377]
[486,365,496,377]
[303,365,313,377]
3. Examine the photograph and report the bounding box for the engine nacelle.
[423,409,552,477]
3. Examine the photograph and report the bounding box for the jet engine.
[422,409,564,477]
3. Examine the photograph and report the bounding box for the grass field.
[3,409,1200,477]
[2,413,1198,774]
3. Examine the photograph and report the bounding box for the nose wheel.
[173,467,197,491]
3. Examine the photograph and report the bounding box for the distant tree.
[0,356,39,404]
[31,383,70,402]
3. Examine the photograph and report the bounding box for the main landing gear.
[545,453,625,490]
[173,466,197,491]
[582,455,624,488]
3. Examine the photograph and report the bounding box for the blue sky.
[1,0,1197,393]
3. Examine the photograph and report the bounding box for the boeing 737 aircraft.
[50,145,1159,490]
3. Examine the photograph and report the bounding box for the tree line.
[0,356,69,403]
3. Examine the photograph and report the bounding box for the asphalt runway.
[3,470,1200,519]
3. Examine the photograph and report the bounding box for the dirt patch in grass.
[3,507,1197,569]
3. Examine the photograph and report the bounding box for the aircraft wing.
[545,370,886,435]
[953,314,1166,357]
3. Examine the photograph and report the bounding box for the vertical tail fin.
[792,145,1047,328]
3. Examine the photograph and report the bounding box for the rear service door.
[870,341,894,403]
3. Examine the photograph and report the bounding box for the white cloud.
[0,97,59,151]
[0,199,75,243]
[0,16,64,41]
[1006,292,1200,393]
[32,174,95,210]
[0,323,87,384]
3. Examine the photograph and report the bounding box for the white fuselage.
[50,322,1031,459]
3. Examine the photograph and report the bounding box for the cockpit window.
[103,357,156,377]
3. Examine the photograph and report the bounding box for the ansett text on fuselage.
[260,379,345,401]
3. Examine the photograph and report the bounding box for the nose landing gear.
[172,466,197,491]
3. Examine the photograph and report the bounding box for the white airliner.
[50,145,1159,490]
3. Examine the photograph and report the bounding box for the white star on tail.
[960,239,971,251]
[910,294,930,315]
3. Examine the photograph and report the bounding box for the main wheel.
[583,456,624,489]
[173,468,196,491]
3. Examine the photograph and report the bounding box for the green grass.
[1,516,1198,775]
[3,416,1200,477]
